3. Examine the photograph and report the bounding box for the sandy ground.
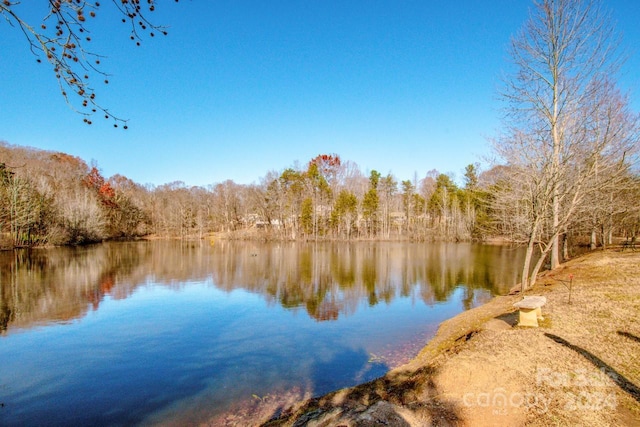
[204,249,640,426]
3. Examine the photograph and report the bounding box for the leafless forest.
[1,144,637,254]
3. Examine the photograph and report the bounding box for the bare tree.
[494,0,638,289]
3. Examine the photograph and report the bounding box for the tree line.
[1,142,637,252]
[0,145,482,245]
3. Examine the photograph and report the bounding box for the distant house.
[255,219,281,229]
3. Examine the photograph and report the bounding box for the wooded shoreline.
[2,143,636,255]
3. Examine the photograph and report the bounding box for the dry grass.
[255,250,640,427]
[524,251,640,426]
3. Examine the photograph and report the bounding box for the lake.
[0,241,527,426]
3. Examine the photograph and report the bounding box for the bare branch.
[0,0,178,127]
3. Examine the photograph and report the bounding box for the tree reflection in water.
[0,241,526,333]
[0,241,528,425]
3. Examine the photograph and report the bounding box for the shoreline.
[254,249,640,426]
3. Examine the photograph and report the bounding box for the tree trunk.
[521,224,538,291]
[529,247,549,289]
[550,85,561,269]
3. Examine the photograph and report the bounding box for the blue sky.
[1,1,639,187]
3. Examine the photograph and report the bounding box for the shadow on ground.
[262,362,463,426]
[545,333,640,403]
[617,330,640,344]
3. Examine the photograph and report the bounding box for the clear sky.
[1,1,639,187]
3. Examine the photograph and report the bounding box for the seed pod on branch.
[1,0,177,128]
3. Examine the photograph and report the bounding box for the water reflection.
[0,241,524,334]
[0,241,528,425]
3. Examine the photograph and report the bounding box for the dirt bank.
[255,250,640,426]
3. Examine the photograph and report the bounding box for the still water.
[0,241,526,425]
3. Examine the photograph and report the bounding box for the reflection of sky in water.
[1,283,464,425]
[0,242,521,425]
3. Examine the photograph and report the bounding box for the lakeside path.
[248,250,640,426]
